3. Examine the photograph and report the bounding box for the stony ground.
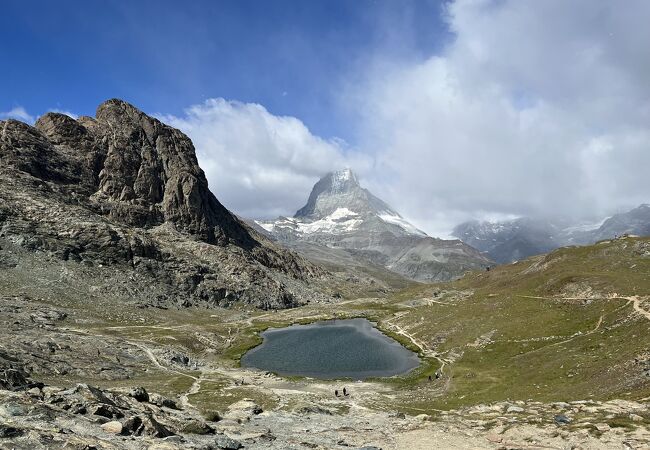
[2,370,650,449]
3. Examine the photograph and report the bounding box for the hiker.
[428,375,432,381]
[335,390,339,397]
[343,387,348,396]
[486,266,490,272]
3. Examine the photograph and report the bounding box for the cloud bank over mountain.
[351,0,650,236]
[162,99,371,220]
[165,0,650,237]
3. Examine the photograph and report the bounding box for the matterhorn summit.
[257,169,490,281]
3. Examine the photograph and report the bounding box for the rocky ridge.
[0,99,330,309]
[257,169,491,282]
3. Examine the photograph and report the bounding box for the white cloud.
[162,1,650,238]
[161,99,371,219]
[348,0,650,236]
[0,107,78,124]
[0,106,34,124]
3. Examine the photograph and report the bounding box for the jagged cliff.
[0,99,328,309]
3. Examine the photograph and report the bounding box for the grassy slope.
[378,236,650,411]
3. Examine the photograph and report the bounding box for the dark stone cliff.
[0,99,327,309]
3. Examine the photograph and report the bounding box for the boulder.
[150,393,179,409]
[142,415,175,438]
[506,405,524,413]
[554,414,571,425]
[179,419,215,435]
[594,423,610,432]
[0,368,29,391]
[100,421,123,434]
[129,386,149,402]
[121,415,144,436]
[213,433,242,450]
[26,387,42,398]
[0,403,27,417]
[90,404,124,419]
[0,424,24,438]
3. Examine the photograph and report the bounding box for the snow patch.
[297,208,362,234]
[379,212,427,236]
[256,221,276,232]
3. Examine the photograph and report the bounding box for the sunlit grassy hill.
[381,236,650,410]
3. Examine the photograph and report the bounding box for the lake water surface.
[240,318,419,379]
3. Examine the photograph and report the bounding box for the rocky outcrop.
[0,100,328,309]
[0,370,224,448]
[31,100,260,247]
[2,373,649,449]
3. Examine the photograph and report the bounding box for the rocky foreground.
[0,290,648,449]
[2,366,649,449]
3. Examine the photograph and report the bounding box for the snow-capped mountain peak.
[254,169,491,282]
[261,169,427,237]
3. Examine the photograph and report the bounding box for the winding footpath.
[382,313,449,375]
[518,294,650,322]
[628,295,650,321]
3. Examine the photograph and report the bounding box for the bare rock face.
[0,119,78,184]
[0,100,327,309]
[91,100,251,246]
[33,100,254,247]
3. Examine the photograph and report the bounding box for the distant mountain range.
[256,169,491,282]
[452,204,650,263]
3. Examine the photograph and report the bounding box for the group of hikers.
[334,387,349,397]
[428,371,441,381]
[333,373,441,398]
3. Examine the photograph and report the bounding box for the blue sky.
[1,0,450,141]
[2,1,649,236]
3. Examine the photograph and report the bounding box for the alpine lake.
[240,318,420,380]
